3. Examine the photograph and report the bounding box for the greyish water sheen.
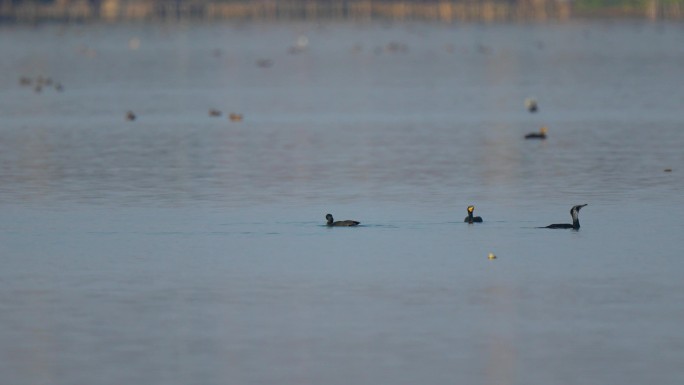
[1,21,684,385]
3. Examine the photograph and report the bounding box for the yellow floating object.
[488,253,497,260]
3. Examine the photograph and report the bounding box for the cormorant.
[525,126,547,139]
[464,205,483,223]
[544,204,587,230]
[326,213,360,227]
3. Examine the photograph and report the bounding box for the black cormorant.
[326,214,360,227]
[544,204,587,230]
[525,126,547,139]
[464,205,483,223]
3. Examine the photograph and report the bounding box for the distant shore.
[1,0,682,22]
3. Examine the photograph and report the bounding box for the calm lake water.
[1,20,684,385]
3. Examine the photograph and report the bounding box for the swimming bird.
[544,204,587,230]
[525,97,538,113]
[229,113,243,122]
[525,126,547,139]
[326,213,360,227]
[126,111,136,121]
[464,205,483,223]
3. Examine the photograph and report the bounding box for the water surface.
[1,21,684,385]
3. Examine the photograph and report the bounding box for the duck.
[326,213,360,227]
[525,126,547,139]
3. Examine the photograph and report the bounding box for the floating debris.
[229,113,243,122]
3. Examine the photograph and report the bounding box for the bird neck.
[571,211,580,229]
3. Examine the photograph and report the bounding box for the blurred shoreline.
[1,0,682,23]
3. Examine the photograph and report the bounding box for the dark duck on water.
[525,126,548,139]
[543,204,587,230]
[464,205,483,223]
[325,214,360,227]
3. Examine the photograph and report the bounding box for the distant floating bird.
[326,213,360,227]
[385,41,408,53]
[525,98,538,113]
[525,126,548,140]
[288,35,309,54]
[464,205,483,223]
[126,111,136,121]
[19,76,32,86]
[488,253,497,260]
[209,108,222,117]
[542,204,587,230]
[664,168,672,172]
[256,59,273,68]
[54,83,64,92]
[228,113,243,122]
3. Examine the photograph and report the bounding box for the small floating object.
[664,168,672,172]
[19,76,32,86]
[126,111,136,121]
[525,97,538,113]
[525,126,547,140]
[385,41,408,53]
[128,37,141,51]
[256,59,273,68]
[228,113,243,122]
[54,82,64,92]
[288,35,309,54]
[209,108,222,117]
[488,253,497,260]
